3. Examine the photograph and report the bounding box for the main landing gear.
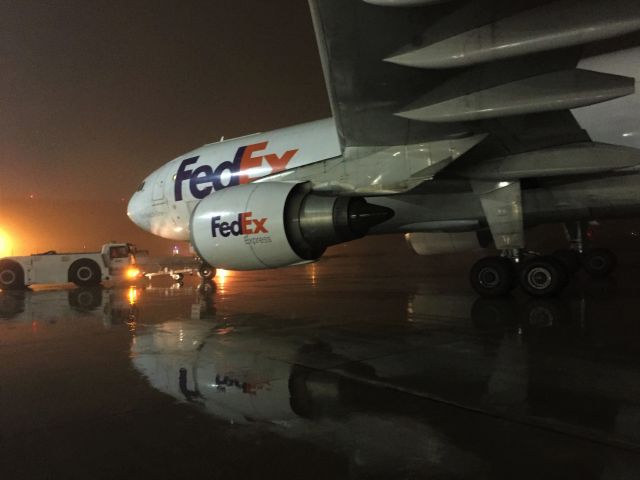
[469,179,617,298]
[469,247,617,298]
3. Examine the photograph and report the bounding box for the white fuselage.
[128,118,341,240]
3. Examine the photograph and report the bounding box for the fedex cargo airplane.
[128,0,640,297]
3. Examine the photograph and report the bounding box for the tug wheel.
[69,259,102,286]
[0,261,24,290]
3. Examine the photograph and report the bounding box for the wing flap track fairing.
[397,69,635,122]
[385,0,640,69]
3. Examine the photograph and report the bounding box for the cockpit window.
[136,181,146,192]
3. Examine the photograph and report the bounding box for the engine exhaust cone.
[348,199,394,236]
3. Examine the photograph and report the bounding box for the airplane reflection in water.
[2,280,640,475]
[129,284,640,476]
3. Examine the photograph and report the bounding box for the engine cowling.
[190,182,393,270]
[405,231,491,256]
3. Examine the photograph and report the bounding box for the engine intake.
[190,182,393,270]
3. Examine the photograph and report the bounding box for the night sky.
[1,1,330,254]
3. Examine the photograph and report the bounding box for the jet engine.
[190,182,393,270]
[405,232,491,256]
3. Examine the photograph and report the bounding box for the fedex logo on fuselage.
[174,141,298,201]
[211,212,268,238]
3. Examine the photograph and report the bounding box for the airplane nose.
[127,192,151,231]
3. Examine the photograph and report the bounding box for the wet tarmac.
[2,238,640,479]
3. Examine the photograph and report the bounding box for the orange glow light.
[126,266,141,280]
[0,228,13,257]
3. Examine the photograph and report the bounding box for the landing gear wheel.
[552,249,581,274]
[469,256,516,297]
[582,248,617,278]
[68,259,102,286]
[0,261,24,290]
[518,256,568,297]
[198,264,216,281]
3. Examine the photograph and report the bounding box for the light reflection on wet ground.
[2,244,640,479]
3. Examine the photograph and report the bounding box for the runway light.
[0,228,13,257]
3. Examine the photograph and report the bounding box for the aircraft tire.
[68,259,102,287]
[469,256,516,297]
[198,264,216,281]
[518,256,568,297]
[582,248,617,278]
[0,260,24,290]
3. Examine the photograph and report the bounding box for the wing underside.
[309,0,640,157]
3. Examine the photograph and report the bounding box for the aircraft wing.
[307,0,640,248]
[308,0,638,167]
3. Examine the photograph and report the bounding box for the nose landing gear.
[197,263,216,281]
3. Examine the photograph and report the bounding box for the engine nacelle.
[190,182,393,270]
[405,232,490,256]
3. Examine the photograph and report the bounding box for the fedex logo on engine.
[174,141,298,201]
[211,212,268,238]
